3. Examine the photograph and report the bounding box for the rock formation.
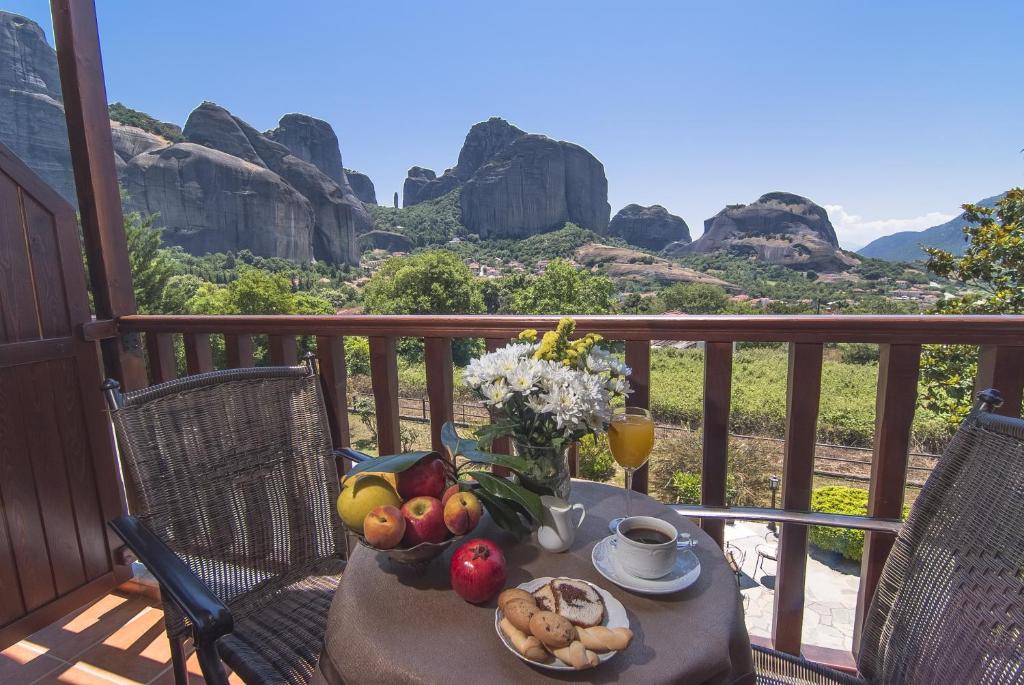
[344,168,376,204]
[667,192,857,271]
[403,117,610,238]
[0,11,77,204]
[358,230,413,253]
[266,113,345,183]
[608,204,690,251]
[178,102,368,265]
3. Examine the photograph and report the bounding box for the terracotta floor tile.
[66,619,171,684]
[0,640,66,683]
[34,659,145,685]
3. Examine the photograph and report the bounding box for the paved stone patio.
[724,520,861,651]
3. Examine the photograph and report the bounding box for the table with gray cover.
[313,480,755,685]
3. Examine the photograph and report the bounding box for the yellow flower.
[518,329,538,342]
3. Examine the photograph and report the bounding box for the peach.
[363,505,405,549]
[441,483,461,507]
[443,491,483,536]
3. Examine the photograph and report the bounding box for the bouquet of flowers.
[463,318,631,498]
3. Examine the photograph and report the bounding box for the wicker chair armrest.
[109,515,233,643]
[752,645,866,685]
[334,447,373,465]
[672,505,902,534]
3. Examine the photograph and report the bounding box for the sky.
[15,1,1024,249]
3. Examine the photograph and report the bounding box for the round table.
[313,480,755,685]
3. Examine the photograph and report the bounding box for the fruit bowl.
[354,532,462,568]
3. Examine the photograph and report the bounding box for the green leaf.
[344,451,435,479]
[475,488,530,539]
[466,471,543,522]
[442,422,540,475]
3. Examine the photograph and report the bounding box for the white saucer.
[591,535,701,594]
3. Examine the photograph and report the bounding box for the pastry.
[533,582,557,612]
[528,611,575,649]
[576,625,633,652]
[549,578,605,628]
[503,598,540,634]
[551,640,600,670]
[498,588,535,612]
[499,617,551,662]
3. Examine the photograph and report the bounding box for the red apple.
[400,496,448,546]
[441,483,461,507]
[397,454,447,500]
[450,538,507,603]
[363,505,405,549]
[443,491,483,535]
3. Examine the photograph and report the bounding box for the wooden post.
[975,345,1024,418]
[854,344,920,652]
[772,342,823,655]
[485,338,512,475]
[701,341,733,548]
[317,336,351,462]
[224,334,254,368]
[145,333,176,384]
[51,0,146,389]
[369,337,401,455]
[183,334,213,375]
[424,338,454,454]
[624,340,651,493]
[269,335,298,366]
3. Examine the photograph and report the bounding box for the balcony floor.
[1,589,236,685]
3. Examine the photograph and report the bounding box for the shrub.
[668,471,738,505]
[577,435,617,482]
[344,336,370,376]
[839,343,879,364]
[809,486,909,561]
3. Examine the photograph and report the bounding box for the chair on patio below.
[692,390,1024,684]
[104,358,358,685]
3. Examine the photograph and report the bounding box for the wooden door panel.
[0,141,124,648]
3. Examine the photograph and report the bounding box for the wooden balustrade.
[117,313,1024,660]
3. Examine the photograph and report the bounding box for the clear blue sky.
[16,0,1024,248]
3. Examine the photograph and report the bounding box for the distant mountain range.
[857,194,1005,262]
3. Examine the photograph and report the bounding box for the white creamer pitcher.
[534,495,586,553]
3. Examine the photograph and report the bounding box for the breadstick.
[575,625,634,652]
[551,640,600,670]
[500,617,551,662]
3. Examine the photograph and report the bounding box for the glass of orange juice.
[607,406,655,532]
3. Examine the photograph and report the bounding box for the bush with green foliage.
[344,337,370,376]
[808,486,909,561]
[576,435,617,482]
[509,259,614,314]
[839,343,879,364]
[659,283,729,314]
[109,102,185,142]
[669,471,738,505]
[370,190,465,246]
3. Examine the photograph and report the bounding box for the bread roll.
[528,611,575,649]
[575,625,634,652]
[499,617,550,662]
[498,588,535,612]
[551,640,600,670]
[503,598,539,634]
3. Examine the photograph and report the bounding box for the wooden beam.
[975,344,1024,418]
[145,333,176,384]
[183,334,213,375]
[772,342,823,655]
[224,334,254,368]
[268,335,298,366]
[369,336,401,456]
[701,341,733,548]
[51,0,146,390]
[317,336,350,454]
[854,344,920,652]
[424,338,454,455]
[624,340,651,493]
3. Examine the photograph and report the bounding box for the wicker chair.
[749,389,1024,684]
[104,359,362,685]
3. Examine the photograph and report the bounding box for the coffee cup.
[610,516,679,579]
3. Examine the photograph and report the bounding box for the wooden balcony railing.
[97,313,1024,659]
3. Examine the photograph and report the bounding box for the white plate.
[591,535,701,594]
[494,576,628,671]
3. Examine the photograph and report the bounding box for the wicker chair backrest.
[109,366,343,632]
[858,409,1024,684]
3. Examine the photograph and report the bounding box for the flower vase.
[513,441,571,500]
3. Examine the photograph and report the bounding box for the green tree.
[363,251,484,315]
[659,283,729,314]
[125,211,178,313]
[921,188,1024,424]
[509,259,614,314]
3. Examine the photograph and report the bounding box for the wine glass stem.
[624,468,634,518]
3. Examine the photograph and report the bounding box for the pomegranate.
[450,538,507,603]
